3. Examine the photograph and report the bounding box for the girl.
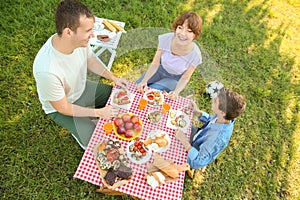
[136,11,203,100]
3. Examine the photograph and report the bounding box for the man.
[175,87,246,177]
[33,0,127,150]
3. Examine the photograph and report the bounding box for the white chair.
[89,17,125,71]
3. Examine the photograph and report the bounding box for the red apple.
[125,122,134,130]
[114,117,123,127]
[133,123,142,132]
[130,115,139,124]
[117,126,126,135]
[122,113,131,122]
[125,130,134,138]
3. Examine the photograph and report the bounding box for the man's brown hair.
[218,88,246,120]
[172,11,202,39]
[55,0,93,36]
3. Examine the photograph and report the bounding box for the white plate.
[143,89,164,107]
[126,140,152,164]
[110,89,135,110]
[146,110,162,124]
[146,130,170,153]
[166,110,190,133]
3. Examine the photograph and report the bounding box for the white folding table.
[89,17,125,71]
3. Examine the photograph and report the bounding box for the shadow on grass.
[1,0,299,199]
[175,1,300,200]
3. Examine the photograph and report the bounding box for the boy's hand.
[188,98,202,116]
[175,129,192,151]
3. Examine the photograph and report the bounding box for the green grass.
[1,0,299,199]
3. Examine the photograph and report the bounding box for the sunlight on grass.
[2,0,300,199]
[204,4,223,25]
[286,98,297,123]
[288,120,300,199]
[287,100,300,199]
[181,0,196,10]
[259,1,300,82]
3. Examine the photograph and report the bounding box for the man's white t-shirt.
[33,34,93,114]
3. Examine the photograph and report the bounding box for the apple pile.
[114,113,143,138]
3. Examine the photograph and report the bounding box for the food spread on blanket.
[145,153,190,189]
[147,110,161,123]
[126,138,152,164]
[144,130,170,153]
[166,110,190,133]
[112,89,131,105]
[144,89,164,106]
[113,113,143,141]
[94,140,132,188]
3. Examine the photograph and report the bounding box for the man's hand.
[114,77,128,90]
[175,129,192,151]
[95,106,119,120]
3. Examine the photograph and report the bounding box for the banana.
[102,19,116,32]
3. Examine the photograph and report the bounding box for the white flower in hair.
[206,81,224,98]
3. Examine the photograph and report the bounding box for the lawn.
[1,0,299,199]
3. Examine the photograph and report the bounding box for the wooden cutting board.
[93,142,132,189]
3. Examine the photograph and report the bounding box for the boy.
[175,87,246,177]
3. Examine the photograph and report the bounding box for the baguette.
[159,165,179,179]
[102,19,116,32]
[108,20,126,33]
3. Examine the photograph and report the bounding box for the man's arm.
[50,96,116,119]
[87,56,118,81]
[87,56,128,89]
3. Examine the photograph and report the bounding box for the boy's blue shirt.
[187,111,235,169]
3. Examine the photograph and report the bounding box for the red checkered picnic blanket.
[74,81,193,200]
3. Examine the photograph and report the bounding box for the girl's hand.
[168,91,178,100]
[137,82,147,93]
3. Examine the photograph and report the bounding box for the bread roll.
[155,138,168,147]
[145,172,165,189]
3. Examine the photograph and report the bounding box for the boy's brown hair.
[55,0,93,36]
[172,11,203,39]
[218,88,246,120]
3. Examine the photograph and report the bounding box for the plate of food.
[113,113,143,141]
[144,130,170,153]
[110,89,135,110]
[126,138,152,164]
[147,110,162,124]
[143,89,164,106]
[93,139,133,189]
[166,110,190,132]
